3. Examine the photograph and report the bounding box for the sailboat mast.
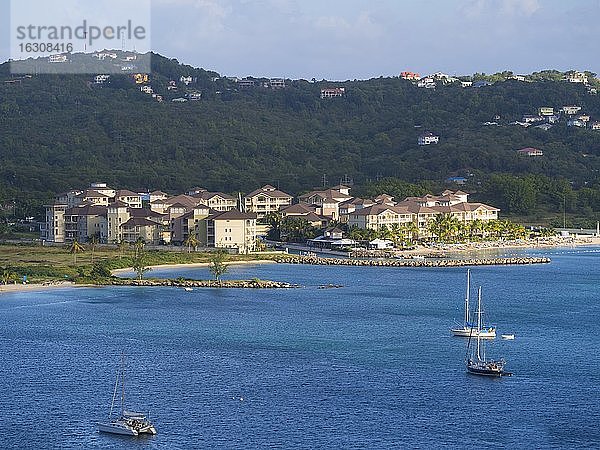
[120,353,126,416]
[465,269,470,325]
[109,364,119,419]
[476,287,482,361]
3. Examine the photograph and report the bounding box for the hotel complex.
[41,182,499,253]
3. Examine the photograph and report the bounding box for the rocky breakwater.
[106,278,300,289]
[275,255,551,267]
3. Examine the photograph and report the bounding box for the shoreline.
[3,239,598,294]
[111,259,276,275]
[395,236,600,257]
[0,281,83,294]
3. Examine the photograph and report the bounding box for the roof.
[129,208,165,219]
[65,204,107,216]
[78,189,110,198]
[208,209,258,220]
[245,185,293,199]
[116,189,140,197]
[121,217,162,228]
[108,200,129,208]
[298,189,352,202]
[281,203,316,214]
[194,191,236,201]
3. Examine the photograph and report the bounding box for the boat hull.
[97,422,138,436]
[451,327,496,338]
[466,361,511,377]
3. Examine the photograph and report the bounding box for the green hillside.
[0,53,599,225]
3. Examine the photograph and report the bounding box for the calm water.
[1,247,599,449]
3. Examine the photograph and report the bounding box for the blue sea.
[1,246,599,449]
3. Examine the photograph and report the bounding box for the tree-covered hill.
[0,53,599,224]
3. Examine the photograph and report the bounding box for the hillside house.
[568,119,586,128]
[94,75,110,84]
[49,54,68,63]
[400,72,420,80]
[180,76,195,85]
[238,79,255,88]
[562,106,582,115]
[270,78,286,89]
[321,87,345,98]
[564,71,588,84]
[538,107,554,116]
[418,132,439,145]
[517,147,543,157]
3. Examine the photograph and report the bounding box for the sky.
[2,0,600,80]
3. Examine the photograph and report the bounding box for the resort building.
[347,190,499,237]
[244,185,293,219]
[207,209,258,254]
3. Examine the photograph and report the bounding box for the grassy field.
[0,242,280,283]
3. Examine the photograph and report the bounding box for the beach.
[0,281,79,293]
[2,237,598,294]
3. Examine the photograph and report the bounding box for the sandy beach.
[0,281,80,294]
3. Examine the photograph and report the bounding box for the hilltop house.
[400,71,420,80]
[321,87,345,98]
[564,71,588,84]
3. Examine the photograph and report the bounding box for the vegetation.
[0,242,276,284]
[0,55,599,227]
[208,250,229,281]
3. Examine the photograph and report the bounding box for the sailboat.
[465,287,511,377]
[451,269,496,338]
[97,353,157,436]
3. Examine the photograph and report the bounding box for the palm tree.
[88,234,99,263]
[208,250,228,283]
[405,221,419,244]
[428,215,446,242]
[69,240,85,264]
[183,234,199,253]
[117,239,128,259]
[133,237,145,258]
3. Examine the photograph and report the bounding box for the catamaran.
[97,353,157,436]
[465,287,511,377]
[451,269,496,338]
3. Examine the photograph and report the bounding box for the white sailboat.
[97,353,157,436]
[451,269,496,338]
[465,287,511,377]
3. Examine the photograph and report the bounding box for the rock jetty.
[104,278,300,289]
[275,255,550,267]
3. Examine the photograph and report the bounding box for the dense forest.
[0,53,599,226]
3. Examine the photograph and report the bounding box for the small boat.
[97,353,157,436]
[501,334,515,340]
[451,269,496,338]
[465,287,511,377]
[183,287,194,292]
